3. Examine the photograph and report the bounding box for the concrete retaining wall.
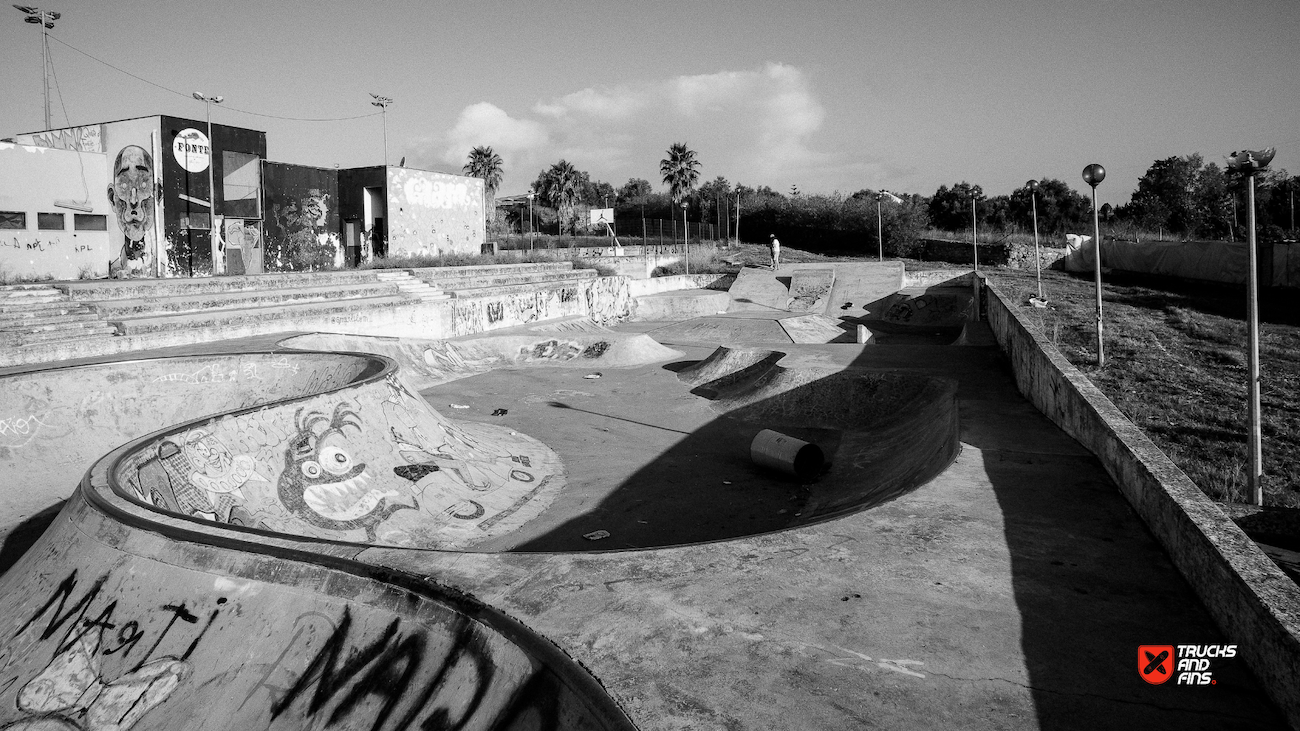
[982,278,1300,727]
[627,273,735,297]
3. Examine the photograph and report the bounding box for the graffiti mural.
[262,163,340,272]
[116,372,565,548]
[386,168,484,258]
[107,146,160,279]
[10,125,103,153]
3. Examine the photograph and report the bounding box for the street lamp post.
[14,5,59,130]
[369,94,393,167]
[1082,163,1106,367]
[681,200,690,275]
[193,92,223,274]
[1228,147,1276,506]
[526,191,535,251]
[970,192,980,272]
[875,192,884,262]
[1027,180,1043,300]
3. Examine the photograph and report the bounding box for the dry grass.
[987,266,1300,508]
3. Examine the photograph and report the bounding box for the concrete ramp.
[778,314,848,344]
[0,484,631,731]
[726,266,792,312]
[785,268,835,312]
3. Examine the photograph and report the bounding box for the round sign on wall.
[173,128,211,173]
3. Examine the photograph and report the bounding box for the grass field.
[986,266,1300,508]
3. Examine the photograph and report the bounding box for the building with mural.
[1,116,485,280]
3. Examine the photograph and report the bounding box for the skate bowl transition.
[0,325,959,730]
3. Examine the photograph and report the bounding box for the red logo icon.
[1139,645,1175,684]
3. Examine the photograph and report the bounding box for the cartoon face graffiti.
[302,189,330,228]
[107,145,159,278]
[277,404,415,539]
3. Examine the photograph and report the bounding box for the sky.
[1,0,1298,208]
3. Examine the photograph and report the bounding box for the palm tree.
[463,146,504,230]
[659,142,701,203]
[536,160,581,235]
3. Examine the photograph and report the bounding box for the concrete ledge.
[630,289,730,321]
[983,277,1300,728]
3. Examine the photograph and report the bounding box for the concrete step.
[448,276,596,299]
[108,294,411,335]
[407,262,575,280]
[0,300,93,316]
[374,271,451,302]
[88,282,402,318]
[55,270,386,301]
[0,310,103,329]
[0,289,63,305]
[418,269,598,291]
[0,323,117,346]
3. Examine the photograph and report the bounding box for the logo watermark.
[1139,645,1236,685]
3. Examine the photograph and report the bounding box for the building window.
[0,211,25,229]
[74,214,108,231]
[222,151,261,218]
[37,212,65,231]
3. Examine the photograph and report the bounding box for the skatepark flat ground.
[0,309,1289,728]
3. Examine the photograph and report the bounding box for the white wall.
[0,143,112,280]
[387,168,485,257]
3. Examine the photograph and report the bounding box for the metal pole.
[683,204,690,275]
[735,191,741,246]
[972,197,978,272]
[1032,191,1042,299]
[1246,173,1262,505]
[876,198,883,262]
[1092,185,1104,367]
[381,108,388,168]
[41,22,50,129]
[205,99,218,275]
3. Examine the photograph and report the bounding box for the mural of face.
[107,145,158,278]
[276,403,415,540]
[303,189,330,228]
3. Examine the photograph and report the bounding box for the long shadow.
[497,333,1288,727]
[0,501,64,578]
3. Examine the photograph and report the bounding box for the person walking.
[769,233,781,270]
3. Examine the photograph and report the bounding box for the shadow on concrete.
[501,337,1287,727]
[0,500,64,578]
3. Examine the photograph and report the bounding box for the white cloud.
[428,64,882,194]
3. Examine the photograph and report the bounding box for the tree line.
[460,144,1299,253]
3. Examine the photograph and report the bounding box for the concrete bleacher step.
[107,294,411,335]
[374,271,450,302]
[88,281,403,318]
[0,304,99,323]
[54,270,388,302]
[0,323,117,346]
[0,285,64,306]
[422,268,598,291]
[447,275,598,299]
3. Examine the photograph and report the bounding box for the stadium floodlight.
[13,5,59,129]
[369,94,393,166]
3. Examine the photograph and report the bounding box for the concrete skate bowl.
[680,346,961,522]
[851,285,977,344]
[0,349,635,730]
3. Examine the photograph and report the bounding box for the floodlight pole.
[1027,180,1042,300]
[875,193,884,262]
[1083,164,1106,367]
[527,191,535,251]
[369,94,393,167]
[681,200,690,275]
[971,195,979,272]
[14,5,59,129]
[194,92,223,273]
